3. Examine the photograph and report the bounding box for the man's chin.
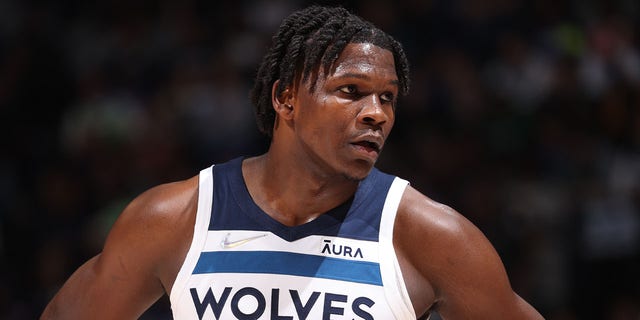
[343,173,366,182]
[342,160,375,181]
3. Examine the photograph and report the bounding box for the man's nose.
[358,94,390,126]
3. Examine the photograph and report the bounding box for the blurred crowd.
[1,0,639,319]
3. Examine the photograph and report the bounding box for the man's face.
[290,42,399,181]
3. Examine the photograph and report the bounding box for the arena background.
[1,0,639,319]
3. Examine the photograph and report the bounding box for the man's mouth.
[352,140,381,154]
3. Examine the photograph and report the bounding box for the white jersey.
[170,157,416,319]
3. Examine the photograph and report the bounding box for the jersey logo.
[321,239,364,259]
[220,233,267,249]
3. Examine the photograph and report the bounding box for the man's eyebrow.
[333,72,399,86]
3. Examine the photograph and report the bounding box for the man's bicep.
[41,255,101,319]
[41,253,157,319]
[41,233,165,319]
[41,196,170,319]
[433,217,543,319]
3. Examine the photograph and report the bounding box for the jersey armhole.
[169,165,214,305]
[379,177,416,319]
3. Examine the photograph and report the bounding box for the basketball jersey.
[170,157,416,319]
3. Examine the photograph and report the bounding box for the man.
[41,5,543,319]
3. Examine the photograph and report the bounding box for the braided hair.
[250,5,410,137]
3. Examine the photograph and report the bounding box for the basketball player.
[41,5,543,319]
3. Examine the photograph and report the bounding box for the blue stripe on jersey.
[192,251,383,286]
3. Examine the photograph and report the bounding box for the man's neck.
[242,153,359,227]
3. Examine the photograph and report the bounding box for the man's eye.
[381,92,395,103]
[339,85,357,94]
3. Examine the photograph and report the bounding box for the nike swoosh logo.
[220,233,267,249]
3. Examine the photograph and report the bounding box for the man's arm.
[41,176,198,319]
[395,186,544,319]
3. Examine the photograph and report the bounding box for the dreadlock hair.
[250,5,410,138]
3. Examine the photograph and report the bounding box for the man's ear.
[271,80,295,119]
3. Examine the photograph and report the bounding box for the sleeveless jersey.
[170,157,416,319]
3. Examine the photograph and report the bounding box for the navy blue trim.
[209,157,396,242]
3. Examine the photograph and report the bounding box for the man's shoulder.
[136,175,200,214]
[114,174,200,234]
[396,186,477,245]
[397,186,459,223]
